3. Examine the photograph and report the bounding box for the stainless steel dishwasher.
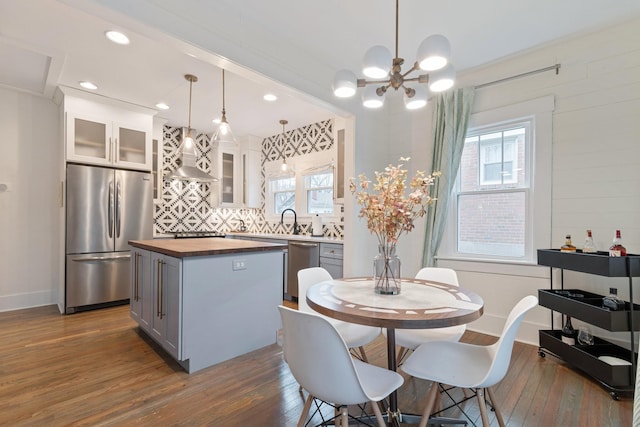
[287,241,320,299]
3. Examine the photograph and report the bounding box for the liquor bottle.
[561,316,577,345]
[602,287,626,311]
[561,235,576,253]
[582,230,597,253]
[608,230,627,257]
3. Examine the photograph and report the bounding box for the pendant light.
[279,119,290,173]
[211,69,235,143]
[167,74,217,182]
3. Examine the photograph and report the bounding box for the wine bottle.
[608,230,627,257]
[561,316,577,345]
[561,235,576,253]
[602,287,626,311]
[582,230,597,253]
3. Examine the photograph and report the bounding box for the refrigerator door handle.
[72,254,131,262]
[108,180,114,239]
[115,180,122,238]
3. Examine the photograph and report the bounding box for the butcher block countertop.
[129,238,287,258]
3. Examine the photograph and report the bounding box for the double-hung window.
[457,123,530,258]
[304,169,334,215]
[442,95,554,264]
[269,175,296,214]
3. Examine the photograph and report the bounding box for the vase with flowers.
[350,158,439,295]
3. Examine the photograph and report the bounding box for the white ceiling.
[2,0,640,138]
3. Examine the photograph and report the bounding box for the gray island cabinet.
[129,238,287,373]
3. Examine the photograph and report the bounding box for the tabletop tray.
[538,289,640,331]
[539,330,636,387]
[537,249,640,277]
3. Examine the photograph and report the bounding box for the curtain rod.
[474,64,561,89]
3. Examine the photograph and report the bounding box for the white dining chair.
[401,295,538,427]
[298,267,381,362]
[278,305,404,427]
[384,267,466,363]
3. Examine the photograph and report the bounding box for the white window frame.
[267,174,296,216]
[264,151,340,224]
[303,167,334,215]
[438,95,554,266]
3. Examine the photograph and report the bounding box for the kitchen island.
[129,238,287,373]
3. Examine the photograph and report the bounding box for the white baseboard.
[0,290,58,313]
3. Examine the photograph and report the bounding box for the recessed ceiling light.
[263,94,277,101]
[155,103,170,110]
[79,81,98,90]
[105,30,130,45]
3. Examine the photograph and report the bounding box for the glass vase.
[373,244,401,295]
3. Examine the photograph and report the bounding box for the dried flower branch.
[349,157,440,246]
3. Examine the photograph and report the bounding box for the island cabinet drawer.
[320,243,343,260]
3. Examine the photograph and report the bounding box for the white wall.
[435,16,640,345]
[0,87,61,311]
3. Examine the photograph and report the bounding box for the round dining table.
[307,276,484,426]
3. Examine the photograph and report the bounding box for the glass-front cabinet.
[211,137,261,208]
[60,86,154,171]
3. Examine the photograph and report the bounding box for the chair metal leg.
[475,388,491,427]
[485,387,505,427]
[297,394,313,427]
[419,382,440,427]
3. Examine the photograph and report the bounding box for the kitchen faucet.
[280,208,300,235]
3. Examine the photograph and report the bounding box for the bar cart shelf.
[537,249,640,399]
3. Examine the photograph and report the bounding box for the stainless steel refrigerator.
[65,164,153,313]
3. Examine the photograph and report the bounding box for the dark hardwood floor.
[0,303,632,426]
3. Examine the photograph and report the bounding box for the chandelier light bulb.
[404,86,428,110]
[417,34,451,71]
[428,64,456,92]
[362,86,384,109]
[362,45,392,79]
[333,69,358,98]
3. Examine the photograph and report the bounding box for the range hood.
[166,128,217,182]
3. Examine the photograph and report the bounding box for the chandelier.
[332,0,456,110]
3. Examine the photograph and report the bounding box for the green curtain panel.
[422,87,475,267]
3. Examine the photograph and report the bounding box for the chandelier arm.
[358,78,392,87]
[401,62,420,79]
[402,76,422,83]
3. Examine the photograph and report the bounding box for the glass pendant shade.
[428,64,456,92]
[404,86,428,110]
[417,34,451,71]
[211,116,235,143]
[362,85,384,108]
[362,45,392,79]
[333,69,357,98]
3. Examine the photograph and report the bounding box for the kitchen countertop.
[129,238,287,258]
[226,232,343,244]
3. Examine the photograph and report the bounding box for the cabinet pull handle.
[156,259,162,318]
[108,137,112,162]
[133,253,139,302]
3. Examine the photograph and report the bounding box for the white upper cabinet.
[59,87,154,171]
[212,141,242,207]
[211,135,262,208]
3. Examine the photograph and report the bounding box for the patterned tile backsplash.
[154,119,344,239]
